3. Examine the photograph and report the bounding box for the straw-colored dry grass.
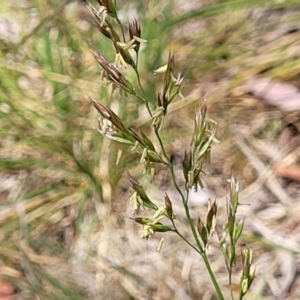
[0,0,300,299]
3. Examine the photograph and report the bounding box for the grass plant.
[86,0,255,299]
[0,0,300,299]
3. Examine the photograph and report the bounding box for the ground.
[0,0,300,299]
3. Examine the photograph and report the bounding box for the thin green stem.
[135,94,152,117]
[153,126,202,253]
[136,52,139,70]
[202,255,226,300]
[135,94,146,103]
[229,266,234,300]
[134,67,144,93]
[229,238,235,300]
[116,17,125,41]
[154,127,168,161]
[153,127,203,253]
[167,155,224,299]
[145,102,152,118]
[179,183,204,253]
[171,220,201,255]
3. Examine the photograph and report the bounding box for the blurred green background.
[0,0,300,299]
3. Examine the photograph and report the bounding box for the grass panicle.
[87,1,254,299]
